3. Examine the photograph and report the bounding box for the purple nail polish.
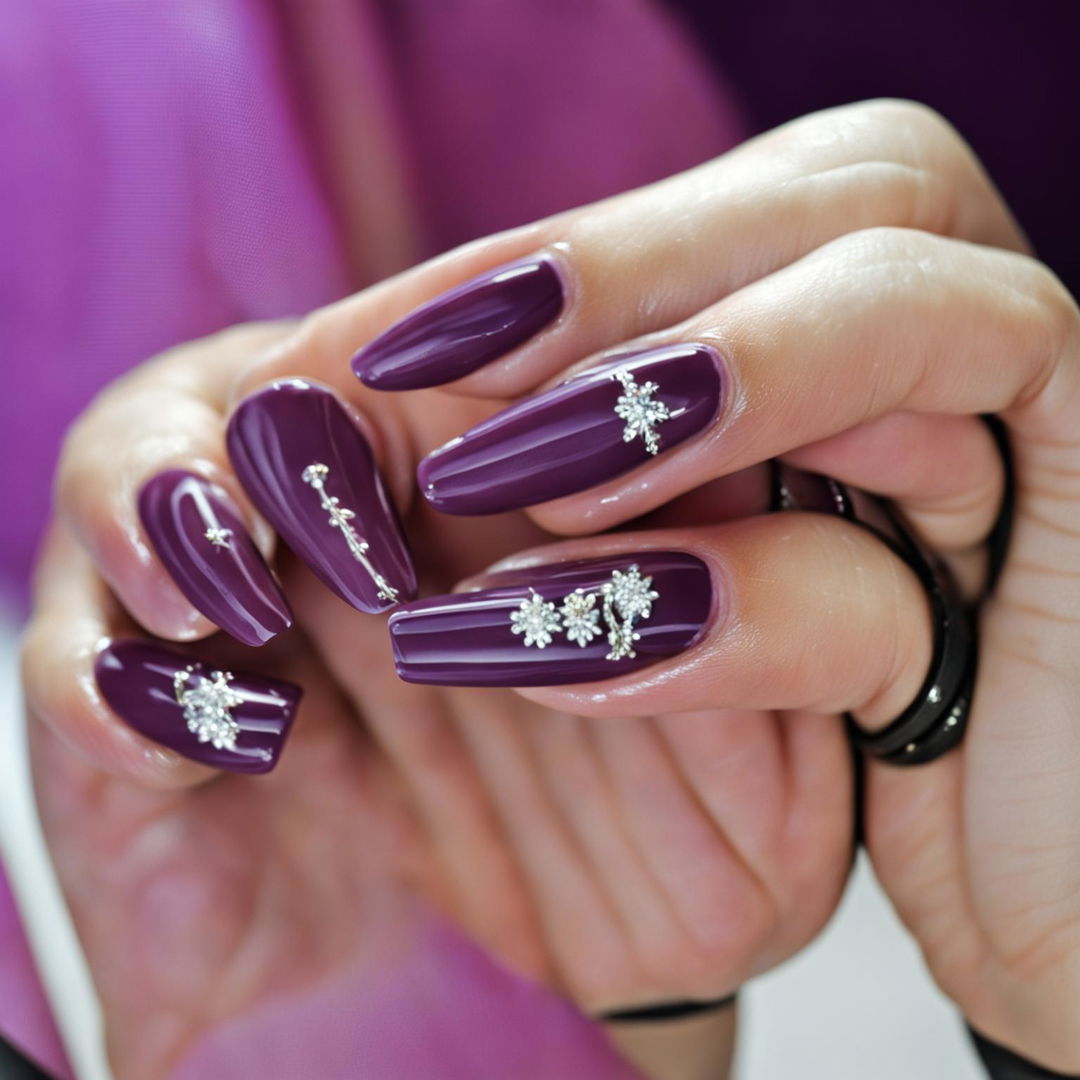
[94,640,300,773]
[352,256,565,390]
[418,344,724,515]
[139,470,292,647]
[226,380,416,614]
[390,552,714,687]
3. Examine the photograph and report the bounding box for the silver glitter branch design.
[301,463,399,602]
[509,564,660,661]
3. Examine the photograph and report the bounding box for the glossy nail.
[418,344,724,515]
[352,256,565,390]
[94,640,300,773]
[139,470,292,647]
[390,552,714,686]
[226,380,416,613]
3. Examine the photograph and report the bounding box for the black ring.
[599,993,738,1024]
[770,463,978,767]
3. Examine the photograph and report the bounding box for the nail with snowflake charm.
[418,344,724,515]
[139,470,293,646]
[389,552,714,686]
[94,641,301,772]
[227,380,417,613]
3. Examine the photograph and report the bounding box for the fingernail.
[352,256,565,390]
[226,380,417,613]
[390,552,714,686]
[94,640,300,773]
[139,470,292,647]
[418,344,724,515]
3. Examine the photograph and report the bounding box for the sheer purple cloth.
[0,1,740,1073]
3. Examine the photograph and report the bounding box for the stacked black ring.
[770,461,978,767]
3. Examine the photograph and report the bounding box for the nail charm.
[418,343,724,516]
[138,470,292,647]
[226,380,417,614]
[560,589,601,647]
[390,552,714,687]
[613,370,671,455]
[95,641,300,773]
[301,463,399,603]
[204,527,233,548]
[173,666,249,756]
[510,591,563,648]
[512,565,660,660]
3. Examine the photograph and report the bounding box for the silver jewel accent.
[509,564,659,661]
[301,463,399,602]
[511,589,562,648]
[174,667,244,752]
[560,589,602,648]
[613,368,672,455]
[204,526,233,549]
[600,564,659,660]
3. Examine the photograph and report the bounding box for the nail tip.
[95,641,301,775]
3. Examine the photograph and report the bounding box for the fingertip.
[20,615,217,790]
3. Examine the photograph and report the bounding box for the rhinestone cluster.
[204,526,233,548]
[510,565,660,661]
[173,666,243,752]
[613,368,671,455]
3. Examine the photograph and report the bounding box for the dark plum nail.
[418,344,724,515]
[352,256,565,390]
[94,640,300,773]
[139,470,292,647]
[390,552,715,687]
[226,380,416,614]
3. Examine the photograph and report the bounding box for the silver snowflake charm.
[204,526,233,549]
[301,462,399,603]
[613,368,671,455]
[560,588,602,647]
[607,565,659,622]
[509,563,662,662]
[173,667,244,752]
[510,590,563,648]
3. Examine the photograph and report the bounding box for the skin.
[20,100,1080,1077]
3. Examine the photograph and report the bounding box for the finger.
[782,411,1004,554]
[340,99,1025,396]
[418,230,1062,547]
[387,515,933,729]
[57,323,294,644]
[21,526,300,787]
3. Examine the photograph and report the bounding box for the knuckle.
[845,99,971,169]
[1028,260,1079,364]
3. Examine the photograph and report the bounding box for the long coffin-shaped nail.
[139,470,293,647]
[390,552,715,686]
[226,380,416,613]
[94,640,300,773]
[352,256,565,390]
[418,344,724,515]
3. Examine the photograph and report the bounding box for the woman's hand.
[20,349,850,1072]
[354,99,1075,1068]
[20,96,1080,1078]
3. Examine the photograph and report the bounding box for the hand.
[21,323,848,1072]
[359,99,1075,1068]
